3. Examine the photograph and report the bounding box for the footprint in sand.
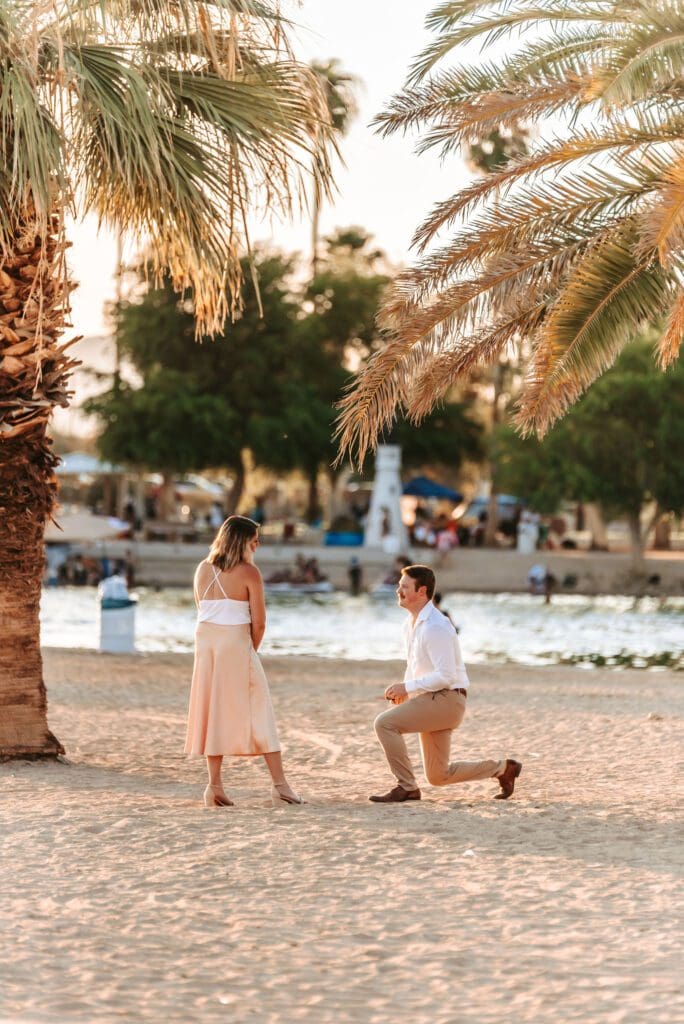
[286,728,343,765]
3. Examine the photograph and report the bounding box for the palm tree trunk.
[306,469,320,524]
[0,209,75,758]
[226,455,246,515]
[483,362,504,547]
[628,511,645,569]
[158,472,176,520]
[311,185,321,280]
[0,440,64,757]
[651,506,671,550]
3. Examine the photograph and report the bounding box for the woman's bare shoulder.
[240,563,263,584]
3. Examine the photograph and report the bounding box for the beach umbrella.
[402,476,462,502]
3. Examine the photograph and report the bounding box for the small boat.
[265,581,335,595]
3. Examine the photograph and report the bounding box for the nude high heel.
[271,783,304,807]
[203,784,234,808]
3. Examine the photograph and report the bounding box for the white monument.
[516,510,540,554]
[364,444,408,552]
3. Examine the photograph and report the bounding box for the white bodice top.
[197,566,251,625]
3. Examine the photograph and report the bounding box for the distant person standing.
[123,549,136,589]
[348,556,363,596]
[436,528,453,566]
[209,502,224,529]
[369,565,521,803]
[184,516,303,808]
[471,511,487,547]
[528,564,556,604]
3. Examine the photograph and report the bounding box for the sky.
[66,0,471,338]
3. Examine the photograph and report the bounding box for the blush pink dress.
[184,566,280,758]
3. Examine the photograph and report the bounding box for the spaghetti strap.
[200,565,229,601]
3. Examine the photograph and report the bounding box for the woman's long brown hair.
[207,515,259,571]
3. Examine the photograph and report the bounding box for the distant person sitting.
[72,555,87,586]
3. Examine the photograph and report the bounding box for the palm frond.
[380,231,586,348]
[637,156,684,268]
[415,80,583,159]
[0,60,64,252]
[402,161,659,311]
[407,297,547,416]
[413,115,684,251]
[335,240,578,463]
[334,336,412,467]
[377,26,614,143]
[337,0,684,461]
[0,3,335,337]
[518,221,673,432]
[411,1,622,84]
[595,28,684,107]
[657,289,684,367]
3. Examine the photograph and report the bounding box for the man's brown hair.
[401,564,436,599]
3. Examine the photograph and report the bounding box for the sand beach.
[2,650,683,1024]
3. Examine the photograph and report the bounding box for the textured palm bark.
[0,211,77,758]
[0,437,64,757]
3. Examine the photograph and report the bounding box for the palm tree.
[336,0,684,464]
[310,59,359,277]
[0,0,335,758]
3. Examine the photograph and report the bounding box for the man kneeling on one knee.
[370,564,522,804]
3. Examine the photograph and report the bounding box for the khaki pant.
[374,689,504,792]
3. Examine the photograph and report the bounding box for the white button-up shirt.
[403,601,470,697]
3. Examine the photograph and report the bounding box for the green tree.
[0,0,335,758]
[495,336,684,562]
[87,371,242,517]
[92,254,302,513]
[251,230,388,521]
[337,0,684,462]
[396,403,484,473]
[493,427,569,518]
[92,234,485,527]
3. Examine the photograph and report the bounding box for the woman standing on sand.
[184,515,303,807]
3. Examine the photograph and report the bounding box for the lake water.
[41,587,683,670]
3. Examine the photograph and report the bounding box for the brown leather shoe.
[495,759,522,800]
[369,785,421,803]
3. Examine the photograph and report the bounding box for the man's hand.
[384,683,408,704]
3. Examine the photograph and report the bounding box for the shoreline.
[65,539,684,595]
[3,650,682,1023]
[41,642,684,672]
